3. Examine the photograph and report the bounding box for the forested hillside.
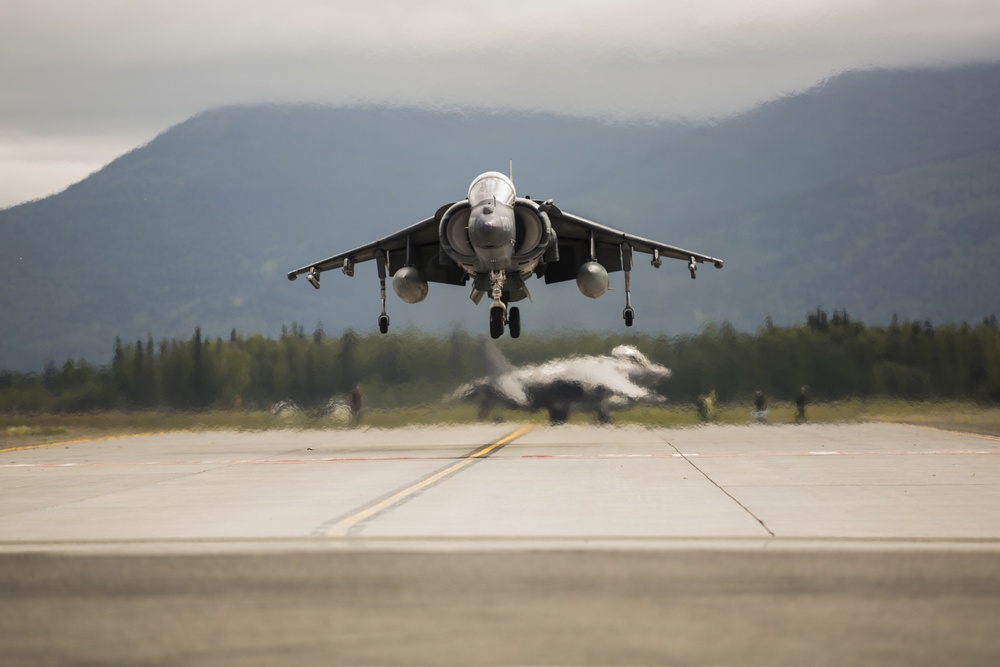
[1,64,999,370]
[3,311,998,413]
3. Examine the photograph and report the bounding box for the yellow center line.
[324,423,536,537]
[467,423,536,458]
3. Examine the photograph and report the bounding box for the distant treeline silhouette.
[2,309,998,413]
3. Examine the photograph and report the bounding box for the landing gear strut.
[376,251,390,334]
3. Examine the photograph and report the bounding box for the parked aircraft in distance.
[450,342,672,424]
[288,170,723,338]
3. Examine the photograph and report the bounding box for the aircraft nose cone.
[469,213,513,252]
[653,365,672,380]
[477,219,501,245]
[468,201,514,254]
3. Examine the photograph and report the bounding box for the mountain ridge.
[2,63,998,370]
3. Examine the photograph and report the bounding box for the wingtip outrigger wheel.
[307,267,321,290]
[689,256,698,280]
[622,243,635,327]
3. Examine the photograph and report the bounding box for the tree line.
[1,309,998,414]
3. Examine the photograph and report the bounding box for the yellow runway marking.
[323,424,535,537]
[467,423,536,457]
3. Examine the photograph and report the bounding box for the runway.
[2,422,1000,665]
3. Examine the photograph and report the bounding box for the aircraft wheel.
[508,307,521,339]
[378,315,390,334]
[489,306,504,339]
[623,307,634,327]
[597,407,613,425]
[548,405,569,425]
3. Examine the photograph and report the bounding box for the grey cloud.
[1,0,999,206]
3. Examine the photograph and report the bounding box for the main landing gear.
[489,304,521,339]
[489,305,504,339]
[487,270,521,339]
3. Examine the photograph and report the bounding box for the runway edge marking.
[899,422,1000,443]
[317,424,536,538]
[0,432,160,454]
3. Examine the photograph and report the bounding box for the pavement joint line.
[319,424,536,538]
[661,435,776,538]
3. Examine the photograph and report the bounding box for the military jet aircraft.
[288,170,723,338]
[450,342,672,424]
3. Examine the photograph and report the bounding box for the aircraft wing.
[527,358,651,400]
[287,213,466,286]
[541,204,724,284]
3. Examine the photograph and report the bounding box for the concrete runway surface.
[2,422,999,665]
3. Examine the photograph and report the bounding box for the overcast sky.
[2,0,999,208]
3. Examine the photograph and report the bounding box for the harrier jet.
[450,342,672,424]
[288,170,723,338]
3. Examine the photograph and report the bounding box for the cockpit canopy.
[611,345,650,366]
[467,172,516,207]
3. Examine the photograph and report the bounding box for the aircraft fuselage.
[467,199,516,266]
[438,172,555,336]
